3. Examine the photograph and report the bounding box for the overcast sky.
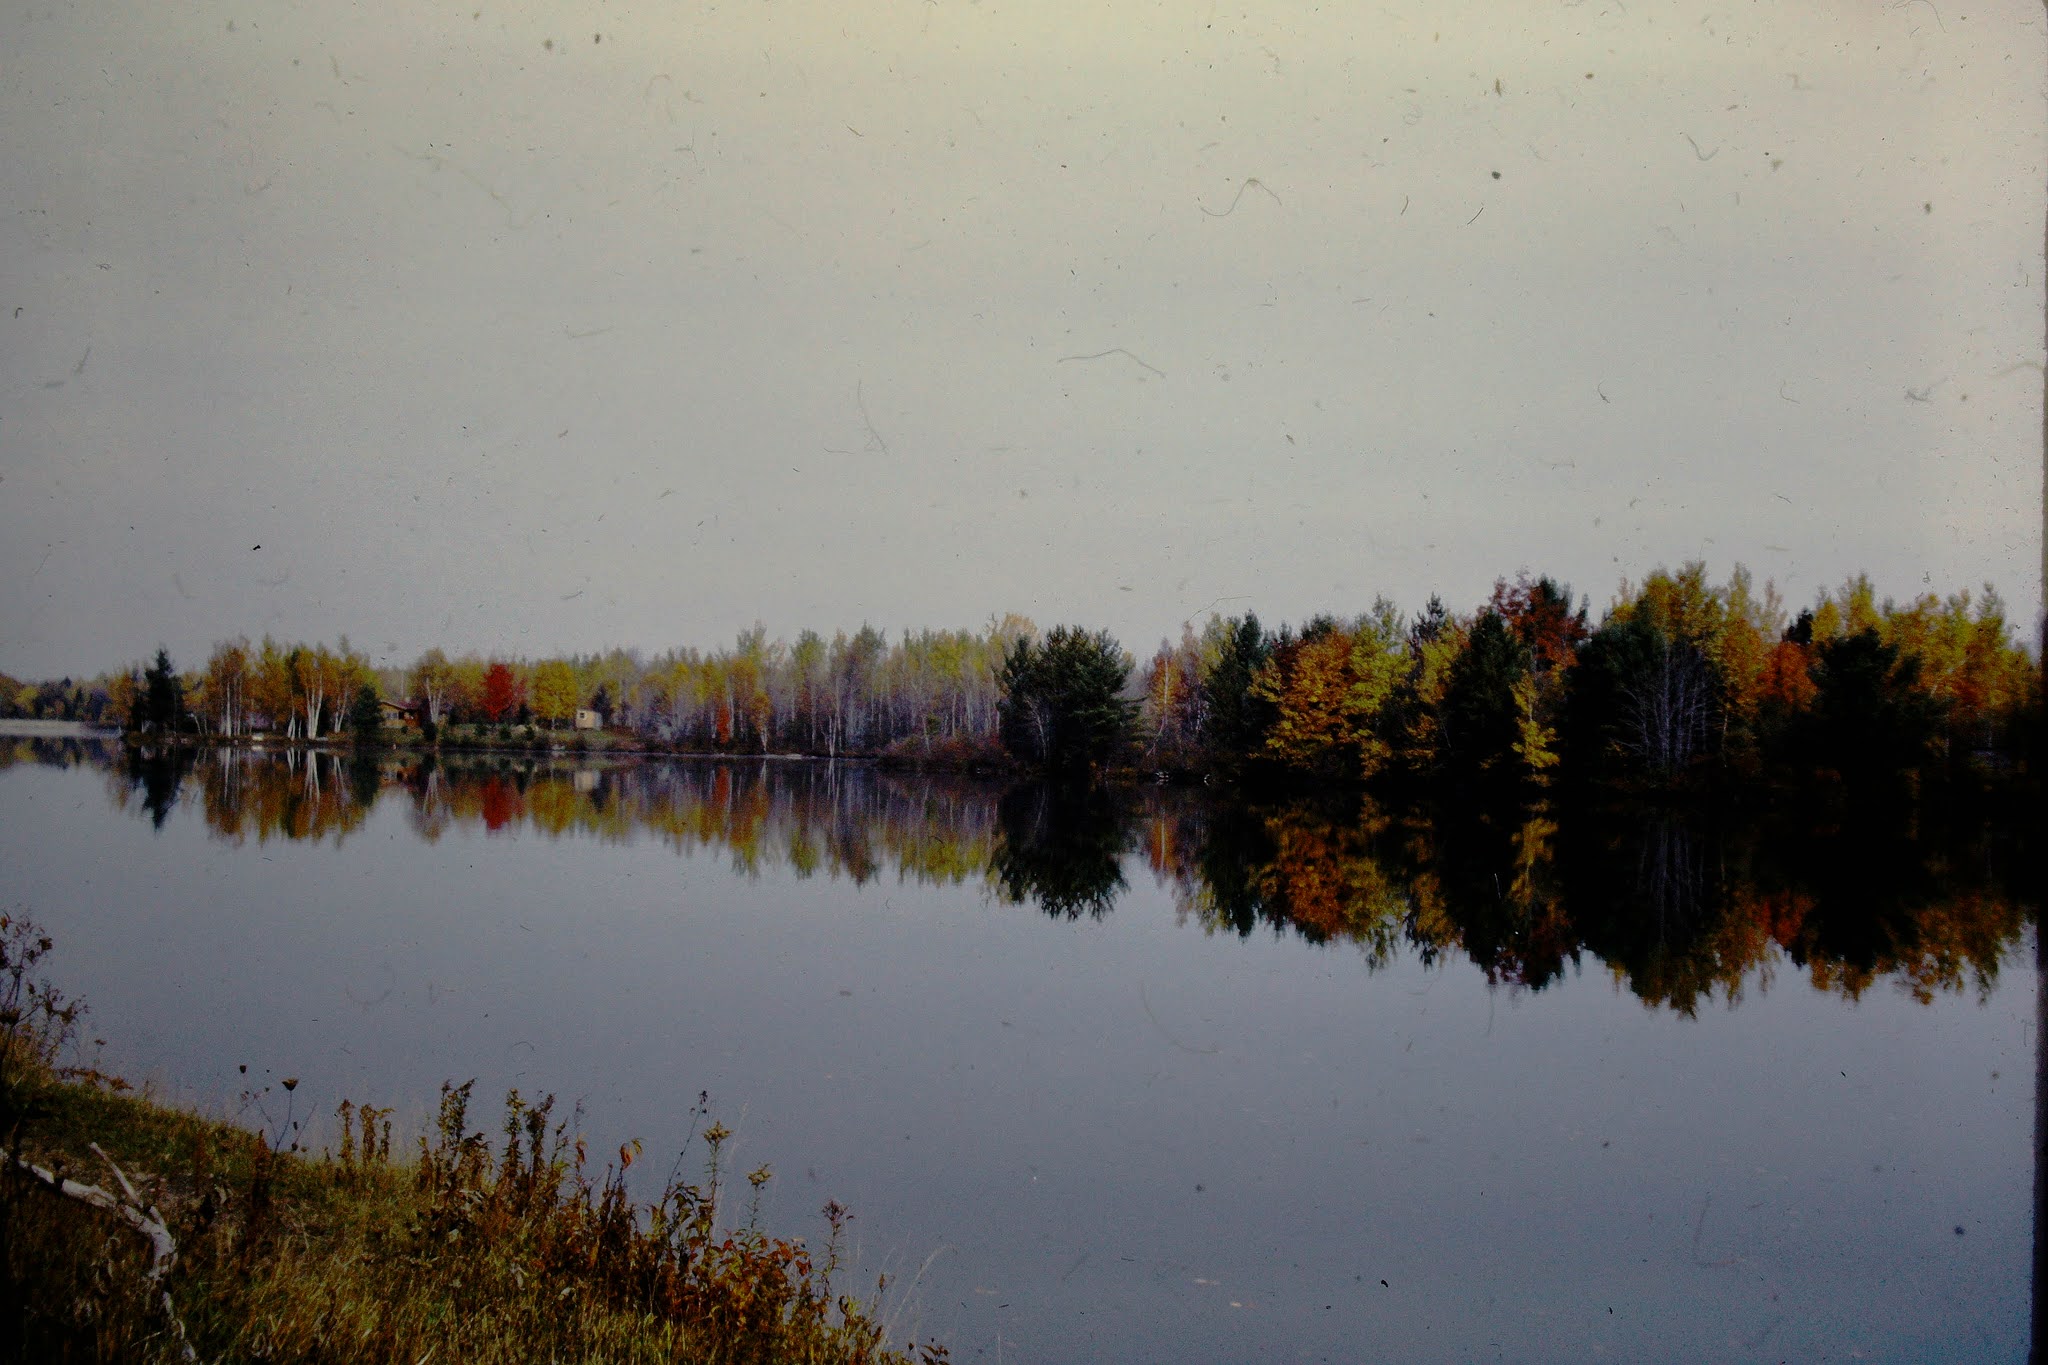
[2,0,2042,679]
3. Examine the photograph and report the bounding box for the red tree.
[1489,573,1588,676]
[482,661,523,722]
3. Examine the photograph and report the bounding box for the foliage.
[0,914,91,1357]
[531,659,578,730]
[409,647,455,726]
[57,561,2041,792]
[481,661,523,724]
[997,626,1137,773]
[1246,601,1407,781]
[1381,598,1465,783]
[8,1077,931,1365]
[1138,625,1210,768]
[1568,615,1717,781]
[0,914,83,1160]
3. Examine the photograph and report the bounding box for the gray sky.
[2,0,2042,679]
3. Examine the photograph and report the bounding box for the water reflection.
[988,782,1131,919]
[35,738,2036,1017]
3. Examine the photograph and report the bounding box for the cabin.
[573,708,602,731]
[380,698,423,728]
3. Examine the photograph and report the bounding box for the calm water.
[1,738,2038,1361]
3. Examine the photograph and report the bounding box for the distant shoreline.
[71,725,1029,776]
[0,718,120,739]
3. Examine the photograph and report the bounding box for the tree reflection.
[122,744,192,830]
[36,734,2028,1018]
[988,782,1131,919]
[1150,790,2032,1015]
[1,736,120,771]
[1766,815,2026,1005]
[392,756,1006,890]
[1424,807,1577,990]
[1563,810,1756,1014]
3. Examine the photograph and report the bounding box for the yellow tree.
[1510,673,1561,777]
[249,637,299,737]
[449,656,488,725]
[1715,566,1784,764]
[531,659,578,731]
[409,648,455,725]
[1808,573,1881,645]
[201,638,253,737]
[1251,603,1408,781]
[1252,629,1359,776]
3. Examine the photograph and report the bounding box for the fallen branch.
[6,1144,196,1361]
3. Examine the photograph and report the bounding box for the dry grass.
[2,912,942,1364]
[8,1076,942,1364]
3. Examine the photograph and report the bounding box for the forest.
[3,562,2039,797]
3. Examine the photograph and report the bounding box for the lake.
[1,737,2037,1361]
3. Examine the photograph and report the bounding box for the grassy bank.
[2,923,941,1364]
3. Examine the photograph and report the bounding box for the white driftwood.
[6,1144,196,1361]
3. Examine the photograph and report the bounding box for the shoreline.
[0,718,122,739]
[91,725,1028,777]
[32,724,2042,809]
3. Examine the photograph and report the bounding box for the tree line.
[1138,565,2039,795]
[10,561,2038,793]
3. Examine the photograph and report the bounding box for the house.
[380,698,423,728]
[574,708,602,731]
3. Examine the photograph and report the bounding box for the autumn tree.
[1874,585,2036,764]
[1248,601,1408,781]
[1490,574,1587,677]
[481,661,522,724]
[1713,566,1785,766]
[1139,625,1209,768]
[243,638,286,736]
[1487,574,1586,783]
[199,639,252,737]
[409,648,455,726]
[1383,597,1466,782]
[791,629,829,749]
[531,659,578,731]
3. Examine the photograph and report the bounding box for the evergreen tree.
[1438,612,1527,784]
[997,627,1137,773]
[347,682,385,745]
[134,647,184,734]
[1801,629,1941,787]
[1198,614,1273,762]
